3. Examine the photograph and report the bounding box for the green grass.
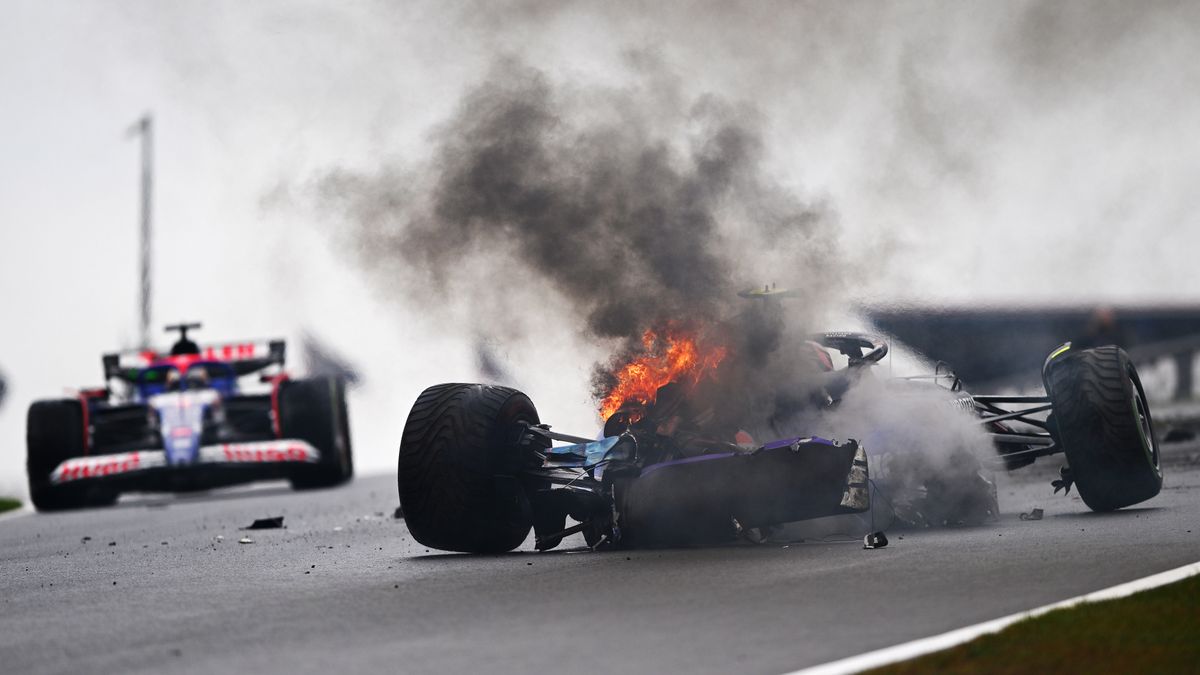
[0,497,21,514]
[868,574,1200,674]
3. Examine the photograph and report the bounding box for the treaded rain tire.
[397,383,540,553]
[1045,345,1162,511]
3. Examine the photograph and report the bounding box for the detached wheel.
[282,377,353,489]
[26,399,117,511]
[397,383,540,553]
[1045,345,1161,511]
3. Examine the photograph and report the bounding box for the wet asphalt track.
[2,454,1199,675]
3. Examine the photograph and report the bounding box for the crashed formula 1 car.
[397,331,1161,553]
[26,324,353,511]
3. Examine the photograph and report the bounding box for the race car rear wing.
[103,340,287,381]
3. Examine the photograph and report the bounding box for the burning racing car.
[397,325,1161,553]
[26,324,353,511]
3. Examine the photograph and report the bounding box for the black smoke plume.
[314,56,840,428]
[311,54,1000,527]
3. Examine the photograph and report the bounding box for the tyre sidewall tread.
[398,383,539,553]
[1046,346,1162,511]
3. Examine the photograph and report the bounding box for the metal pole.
[129,114,153,349]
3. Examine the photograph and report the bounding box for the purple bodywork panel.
[622,436,867,546]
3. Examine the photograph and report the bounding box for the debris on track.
[1019,508,1045,521]
[241,516,284,530]
[863,531,889,549]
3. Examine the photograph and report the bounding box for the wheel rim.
[1130,374,1159,470]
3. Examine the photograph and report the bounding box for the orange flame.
[599,329,728,420]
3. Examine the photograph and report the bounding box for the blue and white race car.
[26,324,352,511]
[396,332,1162,552]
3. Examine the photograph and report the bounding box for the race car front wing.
[49,440,320,485]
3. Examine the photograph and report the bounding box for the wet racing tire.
[26,399,118,511]
[1045,345,1162,511]
[397,383,540,553]
[282,377,353,490]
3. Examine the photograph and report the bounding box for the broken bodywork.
[396,332,1162,553]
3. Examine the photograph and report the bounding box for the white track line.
[787,560,1200,675]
